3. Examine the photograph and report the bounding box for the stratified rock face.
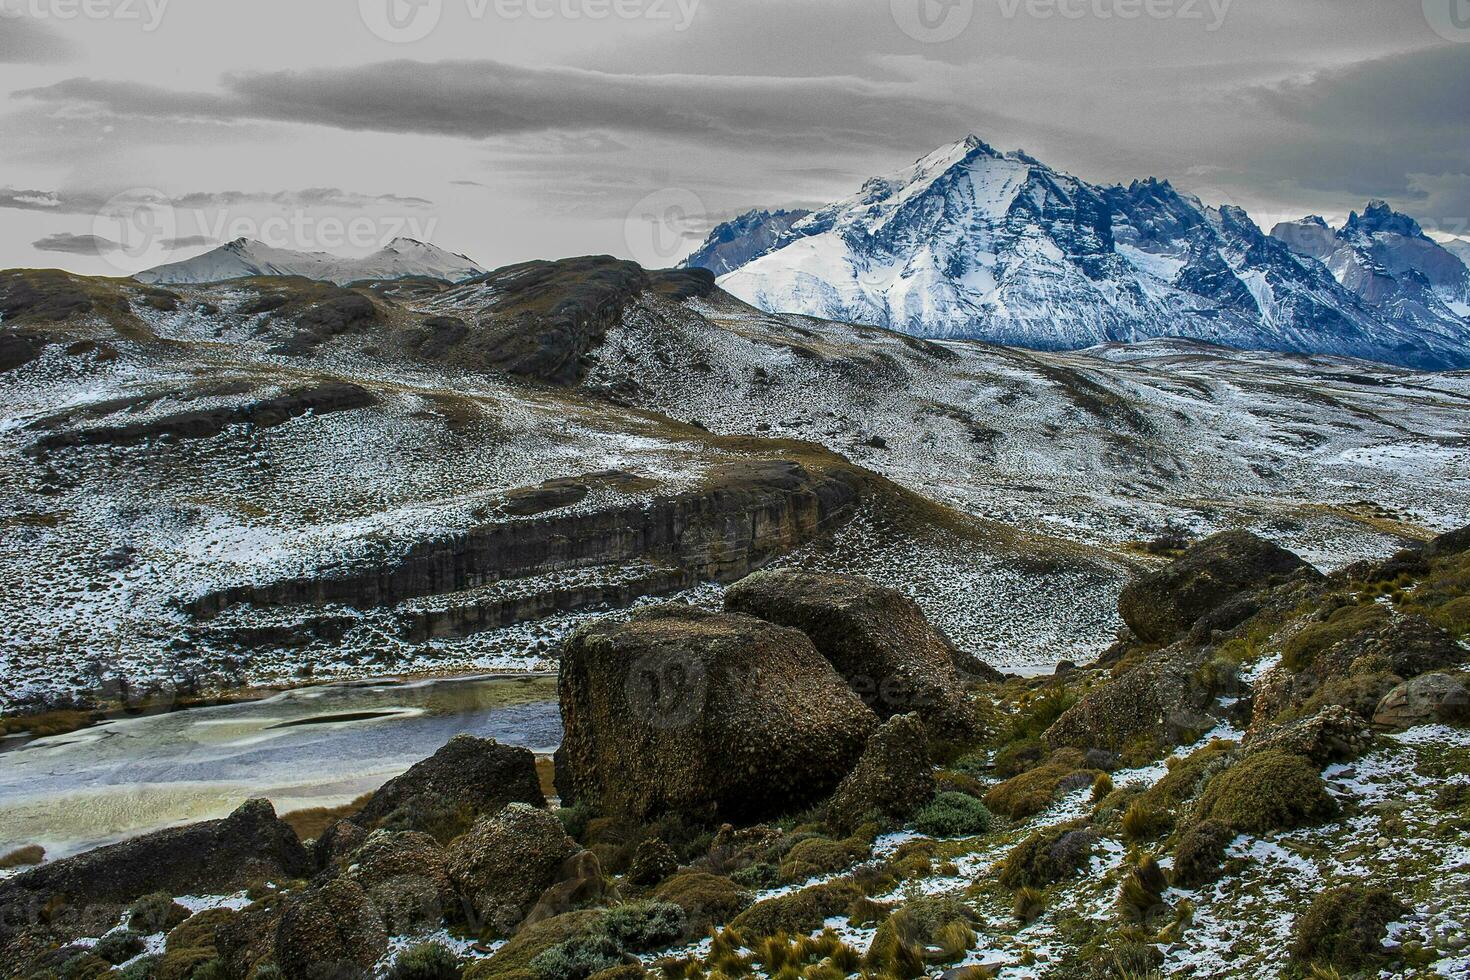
[557,605,880,822]
[724,569,982,740]
[189,459,862,616]
[274,877,388,980]
[0,798,310,910]
[826,713,935,833]
[445,803,581,937]
[1119,531,1319,644]
[1373,673,1470,732]
[355,735,546,831]
[1044,644,1214,753]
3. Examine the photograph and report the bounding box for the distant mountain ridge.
[686,136,1470,370]
[136,237,485,286]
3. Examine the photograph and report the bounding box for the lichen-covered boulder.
[312,818,368,869]
[1245,705,1374,766]
[626,839,679,890]
[556,605,880,822]
[445,803,580,937]
[356,735,546,834]
[1119,531,1319,644]
[1044,644,1214,753]
[274,878,387,980]
[346,830,454,932]
[724,569,984,739]
[522,849,607,928]
[1372,672,1470,732]
[826,713,935,833]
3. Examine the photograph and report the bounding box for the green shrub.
[990,739,1045,778]
[1191,751,1336,834]
[652,872,753,935]
[777,836,862,882]
[913,793,994,837]
[1003,687,1078,743]
[1171,818,1235,889]
[599,902,686,953]
[128,892,192,934]
[1290,885,1408,970]
[389,942,463,980]
[556,804,592,842]
[984,750,1098,819]
[728,880,863,939]
[1117,856,1168,925]
[59,953,112,980]
[728,862,778,889]
[94,929,146,964]
[115,956,163,980]
[866,896,978,974]
[1120,799,1171,842]
[998,823,1095,889]
[1012,887,1045,924]
[529,936,624,980]
[1282,603,1388,672]
[1090,773,1114,802]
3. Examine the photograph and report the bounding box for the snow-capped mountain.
[1272,203,1470,323]
[136,237,485,286]
[682,209,812,276]
[691,137,1470,370]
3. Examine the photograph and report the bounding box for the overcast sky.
[2,0,1467,275]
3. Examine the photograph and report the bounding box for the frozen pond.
[0,674,560,860]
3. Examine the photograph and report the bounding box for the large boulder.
[556,605,880,822]
[274,878,388,980]
[724,569,983,740]
[1244,705,1373,766]
[1372,673,1470,732]
[826,713,935,833]
[356,735,546,834]
[445,803,581,937]
[346,830,454,932]
[1044,645,1214,753]
[1119,531,1319,644]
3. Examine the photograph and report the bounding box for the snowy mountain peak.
[693,137,1470,370]
[1345,201,1425,240]
[137,237,485,287]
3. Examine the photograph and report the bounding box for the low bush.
[1191,751,1336,834]
[1290,885,1408,970]
[1012,887,1045,924]
[0,844,44,869]
[389,942,463,980]
[652,872,753,936]
[128,892,192,934]
[1120,799,1171,842]
[777,836,862,882]
[1282,603,1388,672]
[1172,819,1236,889]
[913,793,994,838]
[94,929,146,965]
[985,750,1099,819]
[599,902,686,953]
[528,935,624,980]
[728,880,864,939]
[998,823,1096,890]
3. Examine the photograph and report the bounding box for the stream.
[0,674,561,861]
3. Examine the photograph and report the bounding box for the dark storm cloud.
[19,59,971,148]
[32,233,122,255]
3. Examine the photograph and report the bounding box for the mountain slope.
[136,237,485,286]
[692,137,1470,370]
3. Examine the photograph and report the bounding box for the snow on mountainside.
[136,237,485,286]
[1272,203,1470,322]
[692,137,1470,370]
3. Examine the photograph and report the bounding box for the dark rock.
[724,569,981,740]
[826,713,935,833]
[1082,748,1122,772]
[1427,524,1470,559]
[1119,531,1320,644]
[0,331,45,372]
[1245,705,1373,765]
[346,830,454,932]
[355,735,546,833]
[445,803,580,937]
[556,605,880,823]
[312,819,368,868]
[501,478,592,517]
[1044,644,1214,752]
[1372,673,1470,731]
[0,271,93,322]
[274,877,387,980]
[626,839,679,889]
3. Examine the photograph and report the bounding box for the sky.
[1,0,1468,276]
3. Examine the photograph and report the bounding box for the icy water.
[0,674,561,860]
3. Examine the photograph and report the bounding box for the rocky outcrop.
[556,605,880,822]
[522,848,607,927]
[725,569,983,740]
[274,878,388,980]
[346,830,454,932]
[29,382,376,454]
[445,803,581,936]
[1373,673,1470,731]
[355,735,546,832]
[826,713,935,833]
[188,459,862,618]
[1244,705,1373,765]
[1045,644,1214,752]
[1119,531,1320,644]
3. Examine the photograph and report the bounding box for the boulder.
[724,570,982,740]
[312,818,368,869]
[346,830,454,932]
[1119,531,1319,644]
[1244,705,1373,766]
[445,803,580,937]
[356,735,546,833]
[626,839,679,889]
[556,605,880,822]
[274,878,387,980]
[1044,644,1214,753]
[522,849,607,927]
[1372,673,1470,732]
[826,713,935,833]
